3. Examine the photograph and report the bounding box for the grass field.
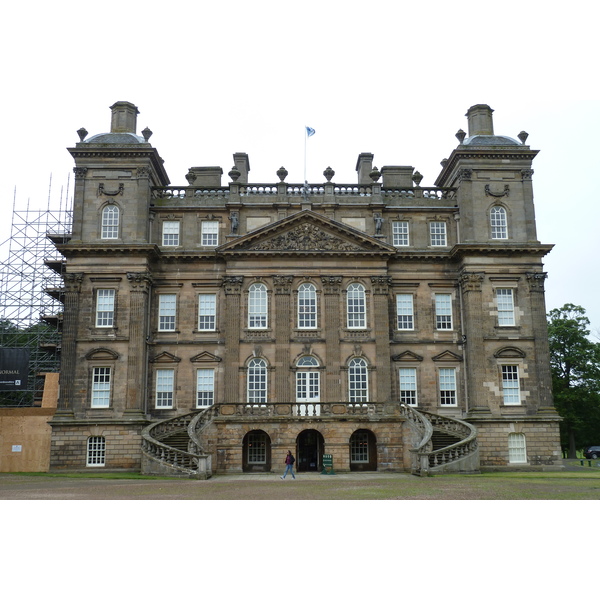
[2,460,600,500]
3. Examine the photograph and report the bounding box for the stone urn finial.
[369,167,381,182]
[518,130,529,144]
[277,166,288,182]
[229,166,241,181]
[455,129,466,143]
[142,127,153,142]
[323,166,335,182]
[77,127,88,142]
[412,171,423,187]
[185,170,197,184]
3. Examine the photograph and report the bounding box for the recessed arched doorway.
[242,430,271,472]
[297,429,324,472]
[349,429,377,471]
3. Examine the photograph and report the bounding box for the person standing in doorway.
[281,450,296,479]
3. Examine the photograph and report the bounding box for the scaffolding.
[0,176,72,406]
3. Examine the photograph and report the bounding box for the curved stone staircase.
[141,402,479,478]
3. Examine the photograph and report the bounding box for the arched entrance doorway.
[242,430,271,472]
[297,429,324,472]
[349,429,377,471]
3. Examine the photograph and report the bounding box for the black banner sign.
[0,348,31,391]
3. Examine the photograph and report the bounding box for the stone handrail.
[416,410,479,474]
[141,412,211,478]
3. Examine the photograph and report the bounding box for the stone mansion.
[48,101,562,476]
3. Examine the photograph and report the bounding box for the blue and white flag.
[306,126,315,137]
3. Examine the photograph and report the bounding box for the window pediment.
[190,351,221,363]
[151,351,181,363]
[494,346,526,359]
[392,350,424,362]
[432,350,463,362]
[85,348,119,361]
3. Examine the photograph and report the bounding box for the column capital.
[526,272,547,292]
[459,271,484,292]
[222,276,244,295]
[320,276,343,294]
[63,272,84,293]
[127,271,153,291]
[272,275,293,294]
[370,276,392,294]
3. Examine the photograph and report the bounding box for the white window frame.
[162,221,180,246]
[350,431,369,463]
[91,367,111,408]
[247,358,267,404]
[502,365,521,405]
[490,206,508,239]
[95,289,115,328]
[196,368,215,408]
[429,221,447,246]
[248,283,268,329]
[399,367,418,406]
[347,283,366,329]
[508,433,527,463]
[297,283,317,329]
[348,357,369,403]
[198,293,217,331]
[496,288,516,326]
[155,368,175,409]
[439,367,457,406]
[158,294,177,331]
[247,432,267,464]
[396,294,414,330]
[392,221,409,247]
[101,205,119,239]
[201,221,219,246]
[435,293,453,330]
[87,436,106,467]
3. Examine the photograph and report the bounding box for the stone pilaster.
[125,272,152,416]
[459,271,489,414]
[55,272,83,416]
[273,276,293,403]
[223,276,243,403]
[526,272,555,412]
[321,276,343,403]
[371,276,392,403]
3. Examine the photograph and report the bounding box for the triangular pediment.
[218,211,396,256]
[392,350,424,362]
[432,350,463,362]
[190,351,222,363]
[151,351,181,364]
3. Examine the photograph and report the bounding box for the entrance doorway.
[297,429,324,472]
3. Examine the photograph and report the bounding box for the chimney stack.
[110,101,139,133]
[466,104,494,136]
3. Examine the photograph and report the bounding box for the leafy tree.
[548,304,600,457]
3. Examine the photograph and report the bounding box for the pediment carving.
[218,211,395,255]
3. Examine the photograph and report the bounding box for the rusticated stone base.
[49,421,144,471]
[468,417,563,470]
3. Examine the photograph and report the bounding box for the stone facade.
[48,101,562,474]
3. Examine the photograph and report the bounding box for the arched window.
[101,205,119,239]
[296,356,320,414]
[348,357,368,403]
[87,436,106,467]
[248,283,268,329]
[298,283,317,329]
[508,433,527,463]
[347,283,366,328]
[247,357,267,404]
[490,206,508,239]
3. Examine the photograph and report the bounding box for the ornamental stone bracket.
[484,184,510,198]
[99,182,124,196]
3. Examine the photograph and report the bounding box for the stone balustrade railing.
[151,184,455,202]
